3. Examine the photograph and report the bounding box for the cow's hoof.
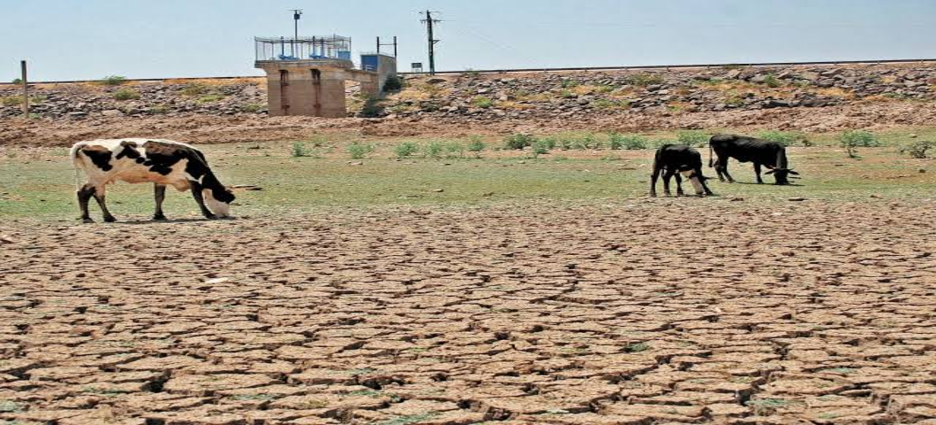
[153,214,167,221]
[81,217,94,224]
[103,216,117,223]
[649,193,657,198]
[204,214,217,220]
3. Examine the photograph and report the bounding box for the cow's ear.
[765,170,775,175]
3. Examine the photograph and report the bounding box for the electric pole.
[420,11,441,75]
[291,9,302,41]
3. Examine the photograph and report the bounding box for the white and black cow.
[70,139,235,222]
[650,144,714,198]
[709,134,799,185]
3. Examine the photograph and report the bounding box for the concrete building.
[254,36,397,118]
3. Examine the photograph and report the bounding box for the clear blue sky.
[2,0,933,81]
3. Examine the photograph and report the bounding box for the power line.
[420,10,442,75]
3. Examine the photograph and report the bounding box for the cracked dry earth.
[1,201,935,425]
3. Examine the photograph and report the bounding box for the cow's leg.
[675,173,685,197]
[699,168,715,196]
[92,186,116,223]
[153,184,167,221]
[662,169,675,197]
[754,163,764,184]
[77,184,96,223]
[720,158,736,183]
[650,167,661,198]
[189,182,216,219]
[713,159,725,182]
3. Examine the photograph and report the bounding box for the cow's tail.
[708,142,714,168]
[69,143,87,190]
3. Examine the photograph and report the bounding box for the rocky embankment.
[1,62,934,146]
[385,63,935,120]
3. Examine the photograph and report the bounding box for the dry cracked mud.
[1,201,935,424]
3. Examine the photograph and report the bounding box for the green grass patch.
[113,88,141,101]
[98,75,127,86]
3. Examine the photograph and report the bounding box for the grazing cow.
[709,134,799,185]
[70,138,235,222]
[650,144,714,198]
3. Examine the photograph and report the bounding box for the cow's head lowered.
[765,168,800,185]
[201,174,236,218]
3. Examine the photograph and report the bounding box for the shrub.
[559,90,577,99]
[676,130,710,147]
[197,94,226,103]
[577,133,603,150]
[756,130,806,147]
[762,74,782,88]
[472,96,494,109]
[393,142,419,159]
[445,142,465,159]
[840,130,879,158]
[149,104,170,115]
[347,142,375,159]
[11,78,22,85]
[467,136,486,155]
[239,103,263,113]
[504,133,537,150]
[609,132,648,150]
[625,73,664,86]
[291,142,309,157]
[561,79,580,89]
[99,75,127,86]
[113,88,141,101]
[383,75,404,92]
[180,83,211,97]
[1,96,23,107]
[531,140,552,158]
[424,141,445,159]
[900,140,936,159]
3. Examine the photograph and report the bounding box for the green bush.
[1,96,23,107]
[762,74,782,88]
[291,142,309,157]
[445,142,465,159]
[113,88,141,101]
[577,133,603,150]
[531,140,552,158]
[756,130,806,147]
[239,103,263,113]
[676,130,710,147]
[900,140,936,159]
[393,142,419,159]
[624,73,664,86]
[561,79,580,89]
[504,133,537,150]
[467,136,486,155]
[149,104,170,115]
[197,94,226,103]
[472,96,494,109]
[180,83,211,97]
[609,132,648,150]
[99,75,127,86]
[11,78,22,85]
[840,131,879,158]
[383,75,404,92]
[347,142,375,159]
[424,141,445,159]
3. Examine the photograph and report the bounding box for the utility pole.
[291,9,302,41]
[420,11,441,75]
[20,60,29,117]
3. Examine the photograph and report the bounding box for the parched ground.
[2,200,935,424]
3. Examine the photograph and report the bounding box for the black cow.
[650,144,714,198]
[709,134,799,185]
